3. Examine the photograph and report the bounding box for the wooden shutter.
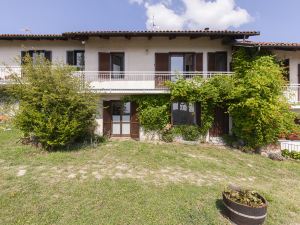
[21,51,26,65]
[155,53,169,88]
[67,51,74,65]
[208,52,216,72]
[195,53,203,72]
[283,59,290,81]
[215,52,227,72]
[210,107,229,137]
[130,102,140,139]
[99,52,110,79]
[103,101,112,137]
[45,51,52,62]
[298,64,300,84]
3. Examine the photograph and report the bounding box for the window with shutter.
[21,50,52,64]
[66,50,84,70]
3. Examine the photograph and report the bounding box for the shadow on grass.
[216,198,230,223]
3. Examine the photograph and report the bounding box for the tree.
[9,56,97,150]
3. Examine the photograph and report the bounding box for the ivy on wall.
[124,95,171,132]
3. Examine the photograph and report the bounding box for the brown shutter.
[99,52,110,79]
[45,51,52,62]
[155,53,169,88]
[208,52,216,72]
[67,51,74,65]
[130,102,140,140]
[215,52,227,72]
[210,107,229,137]
[103,101,112,137]
[298,64,300,84]
[195,53,203,72]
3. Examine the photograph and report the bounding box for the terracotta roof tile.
[234,41,300,49]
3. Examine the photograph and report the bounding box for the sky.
[0,0,299,42]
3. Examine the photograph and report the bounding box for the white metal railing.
[0,66,21,84]
[285,84,300,104]
[0,67,233,91]
[73,71,233,92]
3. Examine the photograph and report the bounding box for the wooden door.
[130,102,140,140]
[210,107,229,137]
[103,101,112,136]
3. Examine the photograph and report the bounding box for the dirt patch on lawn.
[3,155,253,187]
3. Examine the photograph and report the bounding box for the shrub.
[229,48,297,149]
[175,125,200,141]
[282,149,300,160]
[161,130,174,143]
[9,55,97,150]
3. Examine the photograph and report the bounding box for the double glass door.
[170,54,194,81]
[112,102,131,136]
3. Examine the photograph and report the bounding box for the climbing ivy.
[167,75,234,135]
[125,48,296,149]
[124,95,171,132]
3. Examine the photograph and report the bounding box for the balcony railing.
[0,66,21,84]
[285,84,300,105]
[74,71,233,93]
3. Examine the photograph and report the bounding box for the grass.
[0,129,299,225]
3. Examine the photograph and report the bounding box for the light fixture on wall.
[145,49,149,54]
[81,40,86,45]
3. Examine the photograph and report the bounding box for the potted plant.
[222,186,268,225]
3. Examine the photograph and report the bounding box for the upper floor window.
[21,50,52,64]
[67,50,85,70]
[172,102,197,125]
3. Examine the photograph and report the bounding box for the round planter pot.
[222,192,268,225]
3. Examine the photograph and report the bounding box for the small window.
[172,102,196,125]
[67,50,85,70]
[111,53,124,79]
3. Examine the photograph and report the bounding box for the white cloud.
[130,0,252,30]
[145,2,185,30]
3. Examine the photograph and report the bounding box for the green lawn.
[0,129,299,225]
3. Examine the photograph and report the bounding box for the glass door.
[170,55,184,81]
[112,102,131,136]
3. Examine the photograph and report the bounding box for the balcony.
[74,71,233,94]
[285,85,300,107]
[0,66,21,84]
[0,66,232,93]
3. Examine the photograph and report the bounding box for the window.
[111,53,124,79]
[21,50,52,64]
[172,102,196,125]
[67,50,85,70]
